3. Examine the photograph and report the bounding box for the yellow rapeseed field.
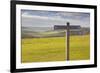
[22,35,90,63]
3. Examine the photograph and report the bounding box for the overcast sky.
[21,10,90,27]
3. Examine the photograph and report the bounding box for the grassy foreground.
[22,35,90,63]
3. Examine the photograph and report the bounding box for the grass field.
[22,35,90,63]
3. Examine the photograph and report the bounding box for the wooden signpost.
[67,22,70,61]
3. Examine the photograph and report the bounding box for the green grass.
[22,35,90,63]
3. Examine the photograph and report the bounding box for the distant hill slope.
[22,30,66,38]
[21,27,90,38]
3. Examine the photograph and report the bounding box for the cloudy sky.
[21,10,90,27]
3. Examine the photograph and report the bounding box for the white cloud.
[21,11,90,27]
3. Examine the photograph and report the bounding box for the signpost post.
[67,22,70,61]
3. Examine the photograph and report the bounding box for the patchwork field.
[22,35,90,63]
